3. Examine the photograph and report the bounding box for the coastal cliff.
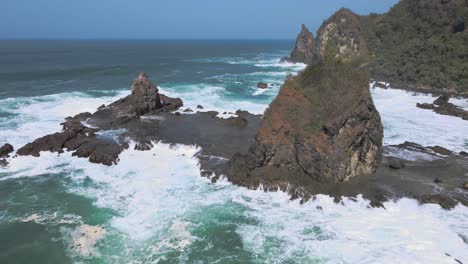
[286,0,468,96]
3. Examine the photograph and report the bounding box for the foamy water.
[3,141,468,263]
[0,59,467,263]
[371,87,468,152]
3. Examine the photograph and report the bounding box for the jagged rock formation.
[125,72,162,115]
[227,56,383,189]
[286,24,316,64]
[417,95,468,120]
[16,73,183,165]
[285,9,368,64]
[17,112,123,165]
[287,0,468,96]
[315,8,368,60]
[87,73,182,129]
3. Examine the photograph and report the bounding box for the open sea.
[0,40,467,264]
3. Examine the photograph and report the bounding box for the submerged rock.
[386,157,406,170]
[256,82,268,89]
[227,57,383,189]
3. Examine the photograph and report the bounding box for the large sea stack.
[227,33,383,190]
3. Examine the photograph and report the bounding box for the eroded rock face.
[315,8,368,60]
[289,24,317,64]
[227,58,383,189]
[129,72,162,114]
[287,9,367,64]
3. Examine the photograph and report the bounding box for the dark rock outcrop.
[227,57,383,190]
[452,19,465,33]
[386,157,406,169]
[256,82,268,89]
[416,95,468,120]
[16,120,121,166]
[416,103,435,110]
[16,73,183,165]
[0,143,14,157]
[0,143,14,166]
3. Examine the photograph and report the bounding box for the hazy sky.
[1,0,399,39]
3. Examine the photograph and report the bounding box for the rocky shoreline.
[417,94,468,121]
[1,72,467,210]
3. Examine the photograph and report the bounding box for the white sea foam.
[2,142,467,263]
[252,88,269,96]
[235,192,468,263]
[0,90,128,147]
[451,97,468,110]
[371,87,468,152]
[158,84,269,117]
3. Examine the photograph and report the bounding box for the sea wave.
[371,87,468,152]
[1,141,467,263]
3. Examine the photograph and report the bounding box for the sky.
[1,0,399,39]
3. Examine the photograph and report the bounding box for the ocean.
[0,40,467,264]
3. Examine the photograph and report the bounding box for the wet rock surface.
[416,95,468,120]
[0,143,13,167]
[0,143,14,158]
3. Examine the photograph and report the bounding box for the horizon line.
[0,38,296,41]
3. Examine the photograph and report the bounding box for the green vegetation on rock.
[362,0,468,94]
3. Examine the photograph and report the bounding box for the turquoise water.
[0,41,467,264]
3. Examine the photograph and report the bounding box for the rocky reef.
[16,73,183,165]
[2,69,467,209]
[12,73,260,166]
[417,95,468,120]
[286,0,468,96]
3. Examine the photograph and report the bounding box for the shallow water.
[0,40,467,264]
